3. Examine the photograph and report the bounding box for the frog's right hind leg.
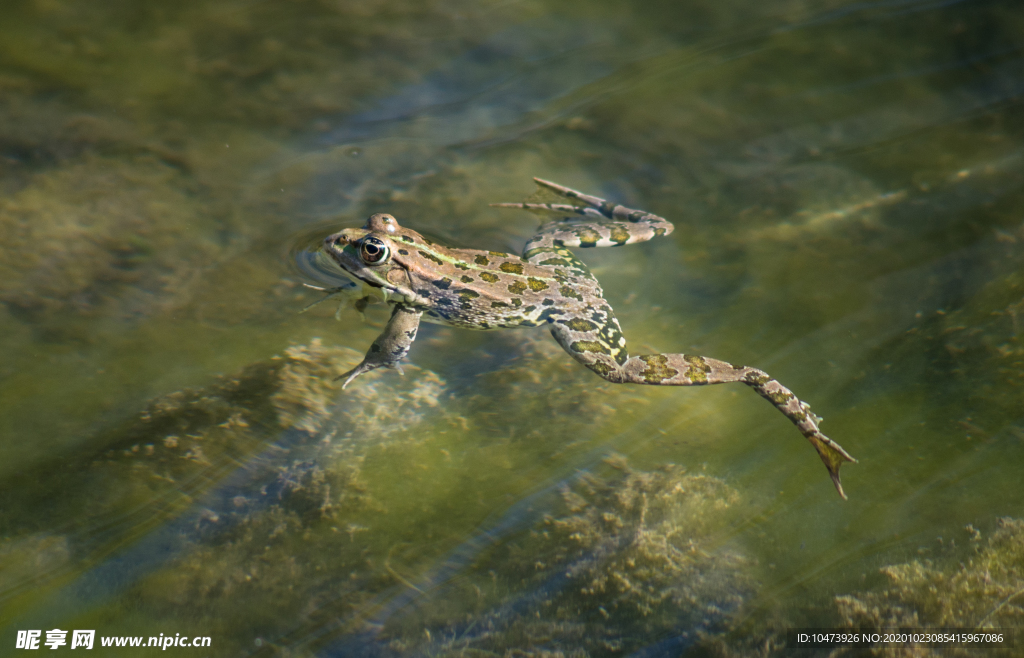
[549,320,856,499]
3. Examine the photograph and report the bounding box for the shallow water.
[1,0,1023,655]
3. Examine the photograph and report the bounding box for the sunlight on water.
[1,0,1022,655]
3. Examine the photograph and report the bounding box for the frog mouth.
[301,246,391,310]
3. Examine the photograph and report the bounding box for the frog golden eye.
[359,237,390,264]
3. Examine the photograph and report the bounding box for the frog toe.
[336,362,374,389]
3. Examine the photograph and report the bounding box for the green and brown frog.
[312,179,856,497]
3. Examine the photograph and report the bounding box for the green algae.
[0,153,220,331]
[0,339,394,619]
[643,517,1024,657]
[0,0,529,130]
[0,327,758,655]
[830,518,1024,657]
[378,455,754,657]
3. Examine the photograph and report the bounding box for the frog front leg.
[337,304,422,389]
[549,319,856,498]
[301,283,371,321]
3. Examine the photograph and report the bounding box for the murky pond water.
[2,0,1023,655]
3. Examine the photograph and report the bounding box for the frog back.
[406,245,598,330]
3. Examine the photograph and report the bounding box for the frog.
[316,178,856,498]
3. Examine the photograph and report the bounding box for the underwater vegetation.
[0,336,754,656]
[832,518,1024,658]
[7,336,1020,657]
[376,455,754,657]
[0,125,223,337]
[1,330,1022,656]
[0,339,446,644]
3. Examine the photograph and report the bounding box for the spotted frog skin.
[320,178,856,497]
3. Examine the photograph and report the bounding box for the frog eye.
[359,237,390,264]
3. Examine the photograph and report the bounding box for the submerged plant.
[833,518,1024,657]
[381,455,756,657]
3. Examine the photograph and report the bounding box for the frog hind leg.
[492,178,674,253]
[496,181,855,497]
[549,320,856,499]
[337,304,423,389]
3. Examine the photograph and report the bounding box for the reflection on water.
[1,0,1023,655]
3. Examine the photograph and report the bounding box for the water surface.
[1,0,1023,655]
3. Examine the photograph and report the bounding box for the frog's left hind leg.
[549,323,856,498]
[492,178,674,251]
[337,304,422,389]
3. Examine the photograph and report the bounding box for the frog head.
[324,213,442,305]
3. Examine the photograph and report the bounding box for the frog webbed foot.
[336,304,422,389]
[337,358,404,389]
